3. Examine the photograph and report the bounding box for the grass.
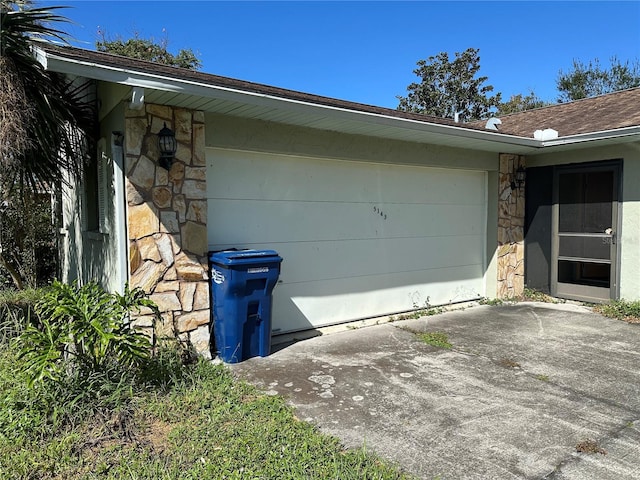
[415,331,452,349]
[388,306,444,322]
[478,297,504,306]
[0,288,41,342]
[518,287,564,303]
[0,343,411,480]
[593,299,640,324]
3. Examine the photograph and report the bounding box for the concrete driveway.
[229,302,640,479]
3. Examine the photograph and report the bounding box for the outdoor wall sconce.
[157,122,177,170]
[511,165,526,190]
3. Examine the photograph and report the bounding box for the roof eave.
[536,126,640,152]
[40,46,635,155]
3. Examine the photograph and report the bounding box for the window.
[84,138,109,234]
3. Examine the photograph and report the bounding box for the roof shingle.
[478,88,640,137]
[42,44,640,140]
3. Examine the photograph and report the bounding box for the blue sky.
[60,1,640,108]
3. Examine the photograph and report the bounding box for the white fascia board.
[40,49,543,151]
[540,126,640,147]
[40,49,639,153]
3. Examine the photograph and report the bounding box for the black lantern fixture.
[157,122,177,170]
[510,165,526,190]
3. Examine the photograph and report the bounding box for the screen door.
[552,163,620,302]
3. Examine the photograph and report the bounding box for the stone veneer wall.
[497,153,525,299]
[124,104,211,357]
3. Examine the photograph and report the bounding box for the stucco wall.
[528,141,640,300]
[205,113,498,171]
[60,101,125,293]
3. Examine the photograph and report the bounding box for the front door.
[551,162,620,302]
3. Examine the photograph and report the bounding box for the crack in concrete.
[542,418,640,479]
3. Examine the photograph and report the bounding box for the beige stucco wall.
[528,141,640,300]
[205,114,498,171]
[205,113,500,299]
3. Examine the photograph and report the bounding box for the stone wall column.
[497,154,525,299]
[125,103,210,357]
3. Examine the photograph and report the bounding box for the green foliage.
[416,331,452,349]
[594,299,640,323]
[519,287,563,304]
[0,344,410,479]
[400,326,452,349]
[0,288,40,342]
[557,56,640,102]
[0,190,57,290]
[96,30,201,70]
[479,297,504,306]
[397,47,501,122]
[1,1,95,189]
[1,2,95,289]
[497,90,548,115]
[17,281,159,387]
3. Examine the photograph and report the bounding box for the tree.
[1,1,94,288]
[0,190,56,289]
[557,57,640,102]
[397,48,501,122]
[96,29,201,70]
[497,90,548,115]
[0,1,93,186]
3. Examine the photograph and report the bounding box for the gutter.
[36,47,541,149]
[540,126,640,147]
[36,46,640,153]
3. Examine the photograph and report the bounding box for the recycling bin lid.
[209,249,282,266]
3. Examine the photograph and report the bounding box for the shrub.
[594,299,640,323]
[17,281,160,387]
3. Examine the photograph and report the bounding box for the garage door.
[207,148,487,334]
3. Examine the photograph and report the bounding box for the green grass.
[416,332,452,349]
[0,343,412,480]
[594,299,640,324]
[478,297,504,306]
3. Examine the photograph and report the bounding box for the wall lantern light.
[157,122,177,170]
[511,165,526,191]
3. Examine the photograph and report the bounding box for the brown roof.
[42,43,491,132]
[42,44,640,140]
[478,88,640,137]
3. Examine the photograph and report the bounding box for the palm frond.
[1,2,96,189]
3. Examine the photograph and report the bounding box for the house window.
[84,138,109,234]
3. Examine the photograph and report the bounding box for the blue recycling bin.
[209,250,283,363]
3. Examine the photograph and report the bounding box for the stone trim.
[497,154,525,299]
[125,104,210,357]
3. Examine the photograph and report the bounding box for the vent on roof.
[485,117,501,130]
[534,128,559,140]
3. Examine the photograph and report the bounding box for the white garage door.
[207,148,487,334]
